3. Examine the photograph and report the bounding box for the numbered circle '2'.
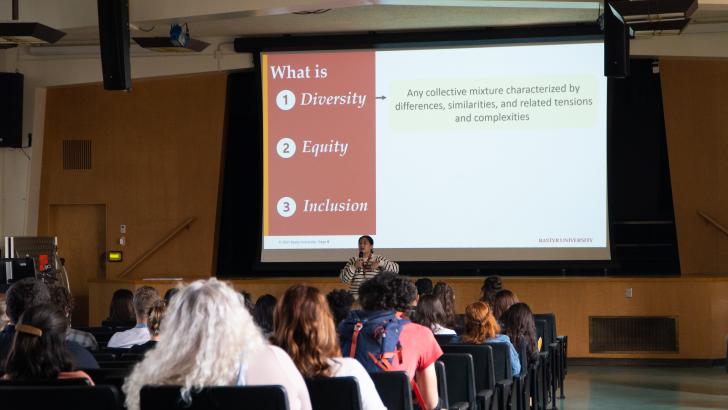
[277,197,297,218]
[276,90,296,111]
[276,138,296,159]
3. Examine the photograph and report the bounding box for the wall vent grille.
[62,140,92,170]
[589,316,678,353]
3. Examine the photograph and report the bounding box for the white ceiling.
[1,0,727,46]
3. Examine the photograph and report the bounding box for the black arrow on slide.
[376,95,387,100]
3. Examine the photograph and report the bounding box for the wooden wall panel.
[660,58,728,274]
[89,276,728,359]
[38,73,228,281]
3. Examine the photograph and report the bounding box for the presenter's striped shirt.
[339,254,399,298]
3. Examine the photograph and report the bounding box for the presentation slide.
[260,40,609,262]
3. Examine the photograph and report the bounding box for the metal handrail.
[118,217,196,278]
[697,211,728,238]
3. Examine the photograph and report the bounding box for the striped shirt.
[339,254,399,297]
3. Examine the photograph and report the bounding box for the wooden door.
[49,204,106,327]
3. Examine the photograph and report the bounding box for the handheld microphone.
[359,251,364,258]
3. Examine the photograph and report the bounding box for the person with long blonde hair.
[123,278,311,410]
[272,285,386,410]
[456,301,521,375]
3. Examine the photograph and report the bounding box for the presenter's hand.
[371,261,380,271]
[355,259,364,269]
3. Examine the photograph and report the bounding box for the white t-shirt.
[432,324,457,335]
[328,357,387,410]
[244,345,313,410]
[107,326,150,348]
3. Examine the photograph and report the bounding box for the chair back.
[0,377,91,386]
[140,385,290,410]
[442,344,496,392]
[306,376,362,410]
[439,354,477,410]
[369,371,413,410]
[82,367,132,389]
[486,342,514,381]
[0,385,122,410]
[434,361,449,407]
[434,334,456,346]
[533,315,555,345]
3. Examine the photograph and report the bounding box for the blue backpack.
[338,310,408,372]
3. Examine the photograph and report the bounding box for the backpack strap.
[349,322,364,358]
[411,378,428,410]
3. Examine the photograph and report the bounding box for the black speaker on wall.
[97,0,131,90]
[604,3,630,78]
[0,73,23,148]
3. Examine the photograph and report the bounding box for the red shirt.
[391,322,443,380]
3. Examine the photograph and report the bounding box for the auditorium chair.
[438,354,477,410]
[0,385,122,410]
[92,352,117,362]
[119,352,145,361]
[306,376,363,410]
[534,313,566,399]
[535,316,562,409]
[140,385,290,410]
[435,334,457,346]
[512,344,530,410]
[98,360,139,369]
[369,371,413,410]
[534,320,555,410]
[486,342,514,410]
[83,367,132,390]
[0,377,91,386]
[442,344,497,410]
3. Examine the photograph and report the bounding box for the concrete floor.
[558,365,728,410]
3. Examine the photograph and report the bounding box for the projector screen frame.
[233,23,617,277]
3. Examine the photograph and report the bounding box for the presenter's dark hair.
[358,235,374,246]
[5,304,74,381]
[359,273,416,312]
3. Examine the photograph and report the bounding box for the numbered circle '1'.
[276,138,296,159]
[276,90,296,111]
[277,197,297,218]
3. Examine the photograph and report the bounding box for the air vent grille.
[590,316,678,352]
[62,140,91,170]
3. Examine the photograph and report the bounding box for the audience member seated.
[130,300,166,354]
[2,304,94,385]
[49,284,98,351]
[500,303,539,367]
[480,275,502,306]
[163,288,179,305]
[240,290,255,313]
[326,289,354,327]
[346,273,441,410]
[107,286,160,348]
[123,278,311,410]
[432,282,456,328]
[413,294,457,335]
[103,289,136,328]
[454,301,521,376]
[415,278,433,299]
[0,293,9,331]
[0,279,98,371]
[492,289,519,323]
[272,285,386,410]
[253,294,277,337]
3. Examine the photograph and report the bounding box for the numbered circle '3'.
[276,138,296,159]
[277,197,297,218]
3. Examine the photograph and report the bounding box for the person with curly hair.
[350,273,442,410]
[456,301,521,376]
[273,285,385,410]
[432,282,456,328]
[123,279,311,410]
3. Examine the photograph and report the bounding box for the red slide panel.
[265,50,376,236]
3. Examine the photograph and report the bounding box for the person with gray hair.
[123,278,311,410]
[107,286,160,348]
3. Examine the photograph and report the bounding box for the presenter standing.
[340,235,399,298]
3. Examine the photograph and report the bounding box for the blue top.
[451,333,521,376]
